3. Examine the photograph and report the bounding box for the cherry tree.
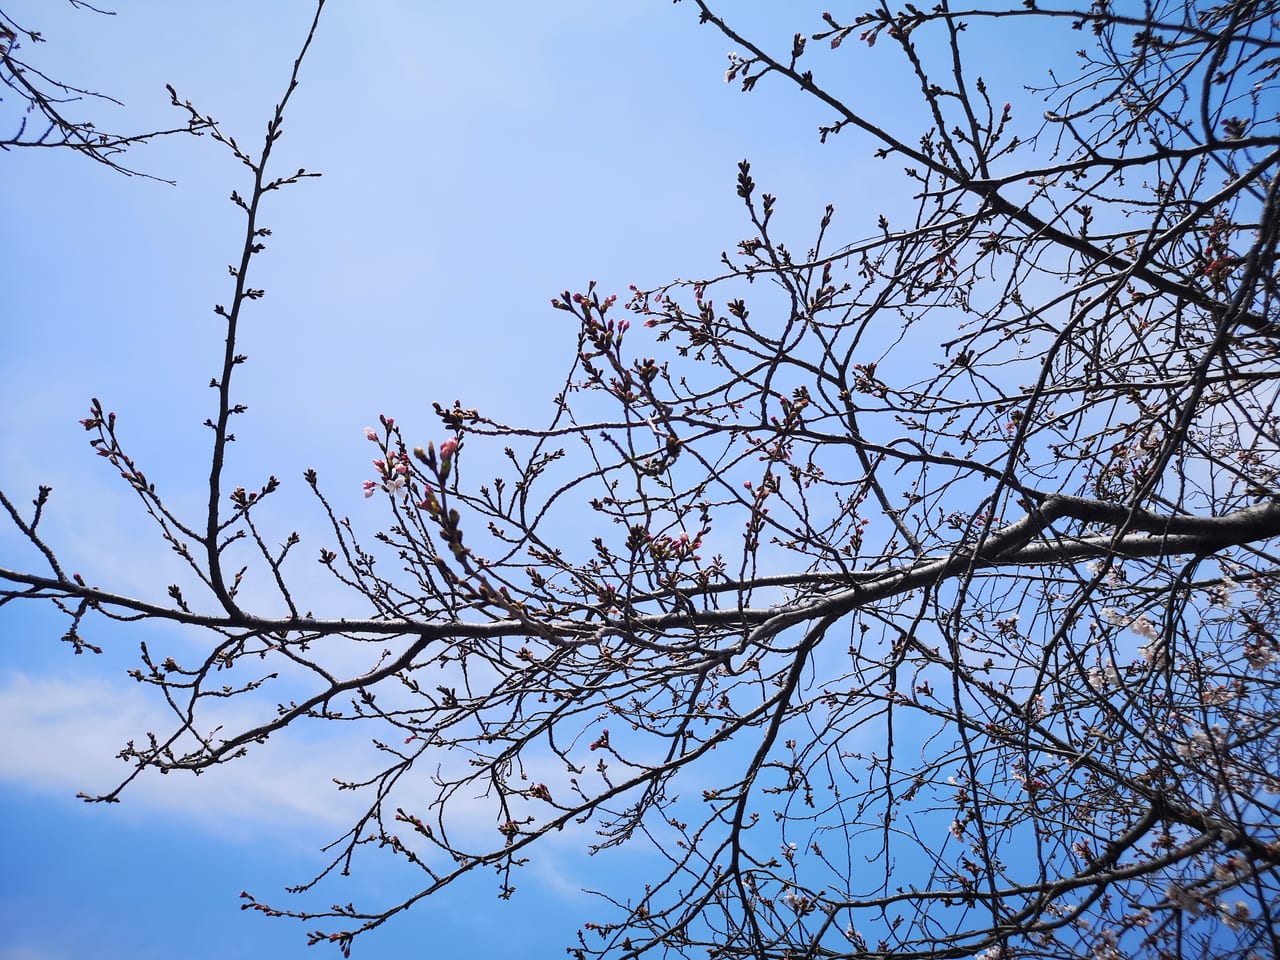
[3,1,1279,958]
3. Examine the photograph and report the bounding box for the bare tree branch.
[4,1,1280,958]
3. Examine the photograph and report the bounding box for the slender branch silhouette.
[4,2,1279,958]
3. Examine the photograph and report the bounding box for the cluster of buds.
[409,440,471,560]
[362,418,412,498]
[783,891,815,916]
[360,422,479,575]
[743,472,777,552]
[363,453,409,497]
[647,529,704,561]
[557,287,666,418]
[393,807,432,837]
[497,819,531,841]
[850,362,888,398]
[1201,210,1240,290]
[229,478,278,509]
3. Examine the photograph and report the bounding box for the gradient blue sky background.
[0,3,1051,957]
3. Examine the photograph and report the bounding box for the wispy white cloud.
[0,670,368,841]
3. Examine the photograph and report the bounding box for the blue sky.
[0,3,1057,957]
